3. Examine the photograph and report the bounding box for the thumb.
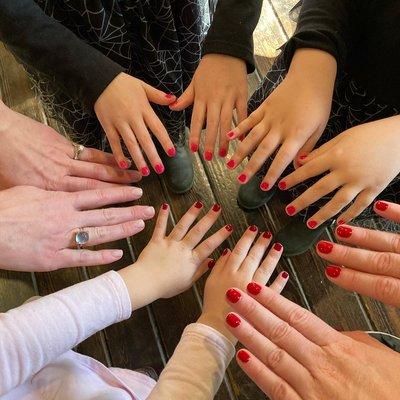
[169,82,195,111]
[143,82,176,106]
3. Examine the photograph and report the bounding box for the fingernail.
[239,134,245,141]
[219,148,227,158]
[225,224,234,232]
[317,241,333,254]
[167,147,176,157]
[286,205,296,216]
[204,151,213,161]
[162,203,169,210]
[278,180,287,190]
[135,219,145,228]
[337,219,345,225]
[226,289,241,303]
[299,154,307,160]
[144,207,155,217]
[165,93,174,99]
[212,203,221,212]
[190,143,199,153]
[375,200,389,212]
[194,201,203,209]
[325,265,341,278]
[227,159,236,169]
[208,259,216,269]
[263,231,272,239]
[260,182,269,191]
[119,160,129,169]
[307,220,318,229]
[249,225,258,232]
[111,250,123,258]
[226,313,241,327]
[237,349,250,363]
[238,173,247,184]
[336,225,352,238]
[141,166,150,176]
[170,100,178,107]
[281,271,289,279]
[222,248,229,256]
[247,282,262,295]
[273,242,283,251]
[155,163,165,174]
[227,130,235,138]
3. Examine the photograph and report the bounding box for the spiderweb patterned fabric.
[248,53,400,233]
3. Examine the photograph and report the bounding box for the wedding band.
[75,228,89,249]
[72,143,85,160]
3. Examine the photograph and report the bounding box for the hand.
[118,202,233,310]
[226,49,336,188]
[225,286,400,399]
[0,185,153,271]
[170,54,248,160]
[317,201,400,306]
[94,72,177,175]
[198,229,287,342]
[0,101,140,191]
[282,116,400,228]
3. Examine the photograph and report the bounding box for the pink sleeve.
[0,271,131,396]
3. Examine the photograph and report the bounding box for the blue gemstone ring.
[75,228,89,249]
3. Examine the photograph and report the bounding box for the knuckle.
[271,381,289,400]
[266,348,285,370]
[375,277,399,300]
[374,252,393,275]
[287,306,310,327]
[270,321,291,343]
[121,223,132,236]
[94,226,106,240]
[390,235,400,254]
[232,245,247,257]
[102,208,115,223]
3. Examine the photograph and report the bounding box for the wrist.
[197,312,238,345]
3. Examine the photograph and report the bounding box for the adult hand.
[226,49,336,189]
[170,54,248,160]
[94,72,177,175]
[317,200,400,306]
[119,202,233,310]
[0,101,141,191]
[198,228,286,342]
[0,185,154,271]
[225,286,400,399]
[282,116,400,228]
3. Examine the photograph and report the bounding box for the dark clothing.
[284,0,400,108]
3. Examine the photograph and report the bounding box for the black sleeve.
[283,0,359,69]
[0,0,124,111]
[202,0,262,73]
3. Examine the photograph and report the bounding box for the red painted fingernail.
[162,203,169,210]
[263,231,272,239]
[278,181,287,190]
[227,131,235,138]
[222,248,229,256]
[337,219,345,225]
[167,147,176,157]
[190,143,199,153]
[325,265,341,278]
[194,201,203,209]
[281,271,289,279]
[260,182,269,191]
[170,100,178,107]
[212,203,221,212]
[336,225,352,238]
[227,159,236,169]
[218,148,227,158]
[249,225,258,232]
[208,259,216,269]
[375,200,389,211]
[247,282,262,295]
[237,349,250,363]
[226,289,241,304]
[238,173,247,183]
[273,242,283,251]
[307,220,318,229]
[204,151,213,161]
[226,313,241,327]
[119,160,129,169]
[165,93,174,99]
[239,134,245,141]
[299,154,307,160]
[225,224,234,232]
[155,163,165,174]
[141,166,150,176]
[317,241,333,254]
[286,205,296,216]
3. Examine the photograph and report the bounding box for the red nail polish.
[222,248,229,256]
[375,200,389,212]
[194,201,203,209]
[227,131,235,138]
[162,203,168,210]
[167,147,176,157]
[155,163,165,174]
[212,204,221,212]
[226,313,241,327]
[119,160,128,169]
[249,225,258,232]
[218,148,227,158]
[307,220,318,229]
[336,225,352,238]
[281,271,289,279]
[263,231,272,239]
[226,289,241,304]
[225,224,234,232]
[273,242,283,251]
[260,182,269,191]
[239,134,245,141]
[237,349,250,363]
[238,173,247,183]
[278,181,287,190]
[208,259,216,269]
[337,219,345,225]
[170,100,178,107]
[247,282,262,295]
[299,154,307,160]
[141,166,150,176]
[204,151,213,161]
[317,241,333,254]
[325,265,341,278]
[165,93,174,99]
[227,159,236,169]
[286,205,296,216]
[190,143,199,153]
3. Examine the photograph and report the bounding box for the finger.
[240,231,273,275]
[56,248,124,269]
[77,147,119,167]
[143,82,176,106]
[169,82,194,111]
[152,203,170,240]
[228,226,260,269]
[253,242,284,284]
[294,129,322,164]
[337,190,376,224]
[300,134,341,164]
[102,124,129,169]
[269,271,290,293]
[316,240,400,279]
[235,96,248,125]
[203,103,222,161]
[324,265,400,307]
[227,110,262,140]
[193,258,215,282]
[189,101,206,154]
[73,186,143,209]
[374,200,400,223]
[63,176,122,191]
[218,102,234,158]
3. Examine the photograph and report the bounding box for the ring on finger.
[72,143,85,160]
[75,228,90,249]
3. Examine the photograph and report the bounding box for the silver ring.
[73,143,85,160]
[75,228,89,249]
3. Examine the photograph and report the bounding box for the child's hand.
[94,73,177,175]
[198,227,287,343]
[282,116,400,228]
[119,202,233,310]
[170,54,248,160]
[226,49,336,189]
